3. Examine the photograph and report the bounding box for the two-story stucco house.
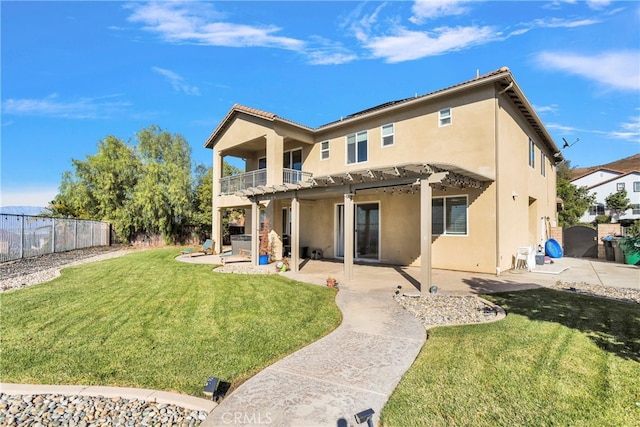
[204,67,562,289]
[572,168,640,224]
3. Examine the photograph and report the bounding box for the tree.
[133,125,194,243]
[556,163,596,227]
[49,135,141,240]
[605,189,631,223]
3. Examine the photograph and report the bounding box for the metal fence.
[0,214,110,263]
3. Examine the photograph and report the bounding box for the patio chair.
[514,245,535,271]
[181,239,216,257]
[220,249,252,265]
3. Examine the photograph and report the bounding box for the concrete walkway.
[201,264,427,427]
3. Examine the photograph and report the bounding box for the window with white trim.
[439,108,451,127]
[346,131,368,164]
[528,138,535,168]
[617,182,625,191]
[320,141,330,160]
[589,204,605,216]
[381,123,394,146]
[284,149,302,171]
[432,196,468,236]
[541,152,546,177]
[632,204,640,215]
[634,181,640,192]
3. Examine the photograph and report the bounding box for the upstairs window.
[284,149,302,171]
[320,141,330,160]
[617,182,625,191]
[541,152,546,177]
[346,131,368,164]
[439,108,452,127]
[381,123,394,147]
[528,138,535,168]
[258,157,267,169]
[634,181,640,192]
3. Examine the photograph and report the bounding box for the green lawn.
[0,249,342,396]
[381,288,640,427]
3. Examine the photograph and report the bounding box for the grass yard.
[381,288,640,427]
[0,249,342,396]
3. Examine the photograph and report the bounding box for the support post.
[291,193,300,272]
[251,200,259,266]
[420,179,432,291]
[344,191,354,283]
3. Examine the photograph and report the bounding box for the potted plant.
[326,276,337,287]
[259,218,270,265]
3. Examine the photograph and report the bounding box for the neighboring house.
[204,67,562,288]
[572,168,640,224]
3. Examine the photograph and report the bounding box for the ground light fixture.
[203,377,219,401]
[354,408,375,426]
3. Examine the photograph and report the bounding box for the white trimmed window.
[617,182,625,191]
[381,123,394,147]
[529,138,535,168]
[634,181,640,192]
[541,152,546,177]
[346,131,368,164]
[320,141,330,160]
[439,108,452,127]
[432,196,468,236]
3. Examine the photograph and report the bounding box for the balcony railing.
[220,168,312,195]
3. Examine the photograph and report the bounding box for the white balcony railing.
[220,168,312,195]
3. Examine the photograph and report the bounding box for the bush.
[594,215,611,224]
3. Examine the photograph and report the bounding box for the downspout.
[494,80,513,276]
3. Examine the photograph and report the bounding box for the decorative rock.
[0,393,210,426]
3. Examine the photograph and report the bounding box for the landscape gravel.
[549,280,640,304]
[0,246,133,293]
[0,393,209,427]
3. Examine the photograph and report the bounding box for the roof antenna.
[476,69,480,78]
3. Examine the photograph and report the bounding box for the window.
[381,124,394,146]
[634,181,640,192]
[589,204,605,216]
[439,108,451,127]
[632,204,640,215]
[320,141,330,160]
[258,157,267,169]
[432,196,468,235]
[541,152,546,177]
[346,131,368,164]
[284,149,302,170]
[528,138,535,168]
[617,182,625,191]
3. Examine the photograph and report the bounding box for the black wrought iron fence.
[0,214,110,262]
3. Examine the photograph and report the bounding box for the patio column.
[420,178,432,291]
[344,192,354,283]
[291,193,300,272]
[266,132,284,186]
[213,208,223,254]
[212,148,223,254]
[251,200,259,266]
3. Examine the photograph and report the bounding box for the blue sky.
[2,0,639,208]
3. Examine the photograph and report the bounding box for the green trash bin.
[621,238,640,266]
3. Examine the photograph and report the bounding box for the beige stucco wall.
[209,80,558,274]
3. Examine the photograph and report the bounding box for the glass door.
[335,202,379,260]
[356,203,379,260]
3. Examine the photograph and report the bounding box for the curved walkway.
[201,272,427,427]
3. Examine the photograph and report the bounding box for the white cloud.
[410,0,474,24]
[152,67,200,95]
[364,25,498,63]
[536,50,640,91]
[127,2,305,51]
[535,104,559,114]
[2,94,130,119]
[604,115,640,140]
[532,17,600,28]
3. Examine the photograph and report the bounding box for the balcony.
[220,168,313,195]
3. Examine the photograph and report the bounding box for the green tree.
[49,136,141,240]
[556,163,596,227]
[605,188,631,222]
[133,125,194,243]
